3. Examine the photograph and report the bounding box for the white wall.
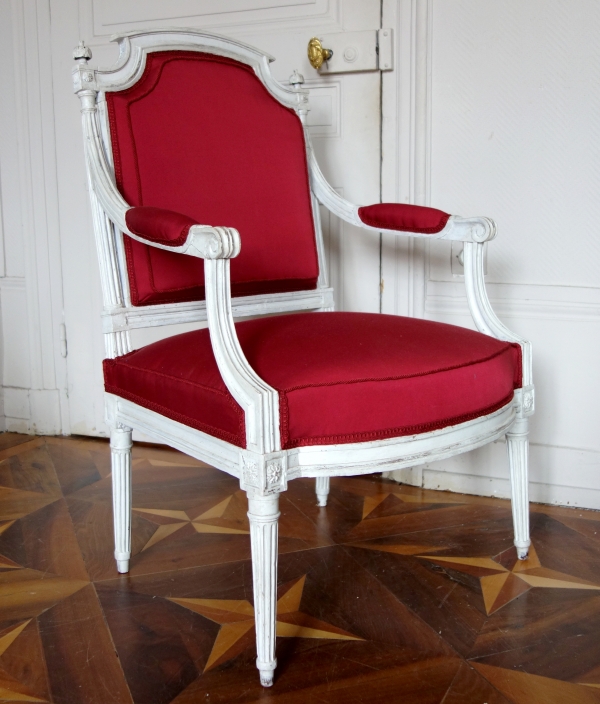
[0,0,68,435]
[383,0,600,509]
[1,0,599,509]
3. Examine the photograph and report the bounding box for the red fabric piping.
[105,384,245,446]
[104,354,245,446]
[281,392,515,449]
[106,51,320,308]
[277,344,517,393]
[104,357,239,399]
[124,237,140,304]
[135,277,318,305]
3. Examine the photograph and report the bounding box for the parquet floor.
[1,433,600,703]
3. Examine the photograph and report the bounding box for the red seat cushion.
[103,313,522,449]
[106,51,319,306]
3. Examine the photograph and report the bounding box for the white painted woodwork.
[380,0,600,510]
[110,425,133,573]
[105,392,519,482]
[507,418,530,560]
[315,476,330,506]
[247,492,280,687]
[74,30,536,686]
[204,258,281,455]
[0,0,69,434]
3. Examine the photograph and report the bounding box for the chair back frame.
[73,28,334,360]
[73,26,534,475]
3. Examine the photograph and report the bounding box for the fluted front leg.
[315,476,330,507]
[247,492,280,687]
[111,426,132,573]
[506,417,530,560]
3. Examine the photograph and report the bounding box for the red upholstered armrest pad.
[358,203,450,234]
[125,206,198,247]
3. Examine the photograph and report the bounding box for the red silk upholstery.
[106,51,319,306]
[126,207,197,247]
[104,312,522,449]
[358,203,450,234]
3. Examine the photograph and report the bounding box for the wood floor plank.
[344,503,513,545]
[473,662,600,704]
[95,583,213,704]
[0,499,88,580]
[0,434,43,456]
[67,497,159,581]
[45,439,104,497]
[38,583,133,704]
[0,487,57,523]
[0,569,88,622]
[174,654,461,704]
[1,437,600,702]
[441,662,512,704]
[470,593,600,686]
[0,446,62,498]
[0,618,51,703]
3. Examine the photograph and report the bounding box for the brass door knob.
[308,37,333,70]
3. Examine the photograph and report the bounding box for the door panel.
[51,0,382,435]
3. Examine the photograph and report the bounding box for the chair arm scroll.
[125,206,241,260]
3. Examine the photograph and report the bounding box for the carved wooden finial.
[289,69,305,88]
[73,40,92,62]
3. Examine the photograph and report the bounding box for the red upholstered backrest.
[106,51,319,306]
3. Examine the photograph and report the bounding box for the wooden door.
[50,0,383,436]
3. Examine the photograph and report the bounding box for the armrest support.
[307,144,496,243]
[307,134,532,411]
[204,258,281,455]
[464,242,534,413]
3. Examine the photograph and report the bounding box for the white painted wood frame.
[73,28,534,687]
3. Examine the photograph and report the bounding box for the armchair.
[73,29,533,688]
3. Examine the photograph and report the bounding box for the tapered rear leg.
[110,425,132,573]
[315,476,330,507]
[506,417,530,560]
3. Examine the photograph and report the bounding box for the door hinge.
[313,29,394,75]
[60,323,68,358]
[377,29,393,71]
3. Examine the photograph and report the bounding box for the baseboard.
[385,441,600,510]
[3,388,62,435]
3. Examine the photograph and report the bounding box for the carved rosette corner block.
[72,65,97,93]
[515,384,535,418]
[240,452,288,495]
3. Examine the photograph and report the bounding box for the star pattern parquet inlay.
[1,432,600,703]
[169,574,361,673]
